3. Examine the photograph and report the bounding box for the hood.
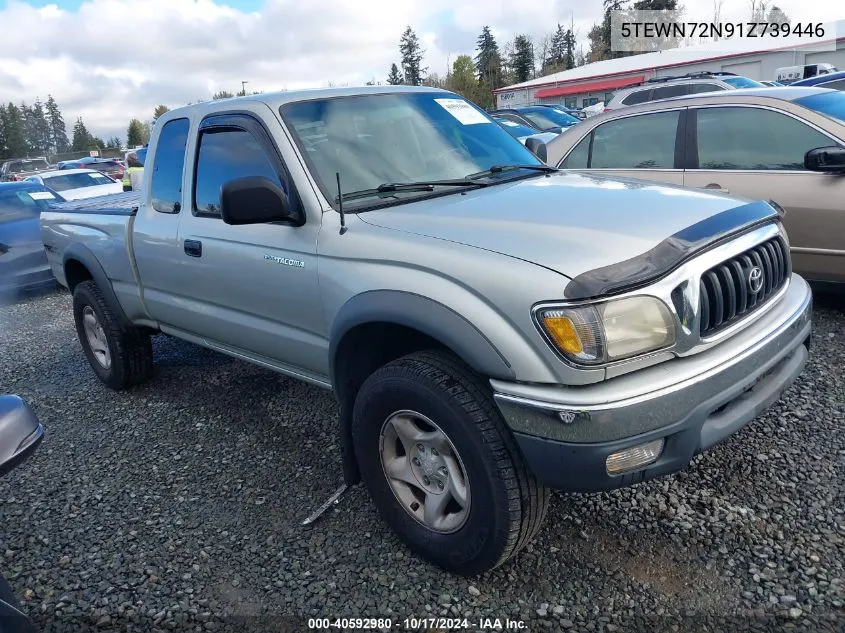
[359,171,763,280]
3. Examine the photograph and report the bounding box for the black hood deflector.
[563,201,781,300]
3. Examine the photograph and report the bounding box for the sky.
[0,0,841,142]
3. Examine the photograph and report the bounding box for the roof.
[495,19,845,93]
[792,70,845,86]
[562,86,838,128]
[662,85,833,102]
[535,74,647,98]
[167,85,452,118]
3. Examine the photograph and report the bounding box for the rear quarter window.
[150,118,190,213]
[621,89,652,105]
[590,110,681,169]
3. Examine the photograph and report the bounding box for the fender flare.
[329,290,515,486]
[62,244,132,329]
[329,289,515,386]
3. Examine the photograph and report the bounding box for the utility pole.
[241,80,249,96]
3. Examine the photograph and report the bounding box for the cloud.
[1,0,839,141]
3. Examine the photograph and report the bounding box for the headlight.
[537,296,676,365]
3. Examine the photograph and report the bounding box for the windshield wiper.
[466,164,558,180]
[338,179,486,203]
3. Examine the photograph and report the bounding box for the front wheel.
[352,351,549,576]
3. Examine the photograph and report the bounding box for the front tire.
[352,350,549,576]
[72,280,153,390]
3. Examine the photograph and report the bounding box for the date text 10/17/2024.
[307,617,529,630]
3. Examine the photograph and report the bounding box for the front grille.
[699,237,789,336]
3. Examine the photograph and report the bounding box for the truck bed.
[49,191,142,216]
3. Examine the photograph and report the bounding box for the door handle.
[703,183,730,194]
[184,239,202,257]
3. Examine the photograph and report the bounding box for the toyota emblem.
[748,266,764,294]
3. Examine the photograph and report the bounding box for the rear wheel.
[72,280,153,390]
[352,350,549,576]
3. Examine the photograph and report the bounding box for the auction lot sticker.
[434,98,490,125]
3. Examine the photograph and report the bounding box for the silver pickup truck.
[40,86,812,576]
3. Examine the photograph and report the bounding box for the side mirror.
[220,176,300,226]
[525,137,548,163]
[0,395,45,477]
[804,146,845,173]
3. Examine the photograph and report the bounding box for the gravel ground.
[0,288,842,633]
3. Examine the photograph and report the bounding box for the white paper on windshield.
[434,98,491,125]
[29,191,55,200]
[501,120,519,127]
[88,172,104,179]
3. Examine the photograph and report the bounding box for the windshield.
[494,118,539,138]
[0,186,61,222]
[723,77,765,88]
[795,91,845,124]
[520,108,579,129]
[43,172,116,192]
[280,92,542,209]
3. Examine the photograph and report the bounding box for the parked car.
[24,169,124,200]
[776,63,838,85]
[546,86,845,284]
[0,395,44,633]
[606,72,765,111]
[492,115,558,146]
[0,158,51,182]
[491,105,580,133]
[40,85,811,575]
[57,158,125,182]
[760,81,786,87]
[0,182,64,297]
[791,69,845,91]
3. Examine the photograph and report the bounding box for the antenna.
[336,172,347,235]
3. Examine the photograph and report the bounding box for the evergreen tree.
[474,26,503,90]
[126,118,145,147]
[633,0,677,8]
[212,90,235,100]
[0,105,7,159]
[386,63,404,85]
[31,100,52,155]
[510,35,535,83]
[3,104,28,158]
[767,5,790,25]
[399,26,426,85]
[71,117,93,152]
[547,25,567,70]
[106,136,122,150]
[44,95,69,154]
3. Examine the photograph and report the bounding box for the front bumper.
[493,274,813,493]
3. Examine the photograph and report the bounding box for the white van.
[775,63,838,84]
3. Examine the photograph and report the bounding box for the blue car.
[790,70,845,91]
[491,105,581,133]
[0,182,64,297]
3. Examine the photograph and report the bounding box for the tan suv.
[545,87,845,283]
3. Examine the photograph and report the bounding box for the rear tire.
[72,280,153,390]
[352,350,549,576]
